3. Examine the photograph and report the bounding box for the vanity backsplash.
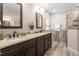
[0,28,45,40]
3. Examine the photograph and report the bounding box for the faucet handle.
[7,34,11,38]
[13,31,19,37]
[17,33,19,37]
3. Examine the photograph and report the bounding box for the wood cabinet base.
[0,33,52,56]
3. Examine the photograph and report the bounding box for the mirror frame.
[0,3,3,28]
[36,12,43,28]
[0,3,22,29]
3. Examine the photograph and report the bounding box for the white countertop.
[0,31,51,49]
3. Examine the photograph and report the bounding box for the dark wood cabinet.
[44,36,49,51]
[48,34,52,48]
[1,38,36,56]
[25,46,36,56]
[36,33,52,56]
[36,36,45,56]
[13,49,25,56]
[44,33,52,53]
[0,33,52,56]
[24,39,36,56]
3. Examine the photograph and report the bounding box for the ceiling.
[35,3,79,14]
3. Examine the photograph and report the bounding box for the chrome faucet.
[13,31,18,37]
[6,31,19,38]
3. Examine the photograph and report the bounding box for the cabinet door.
[25,46,36,56]
[44,33,52,52]
[1,49,25,56]
[24,39,36,56]
[1,39,36,56]
[24,48,29,56]
[28,47,36,56]
[48,34,52,48]
[13,50,25,56]
[45,37,49,51]
[36,36,45,56]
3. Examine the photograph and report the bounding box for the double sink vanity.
[0,3,52,56]
[0,31,52,56]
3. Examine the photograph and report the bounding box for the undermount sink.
[0,31,47,41]
[2,37,24,41]
[3,38,18,41]
[0,34,30,41]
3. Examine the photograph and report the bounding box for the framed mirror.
[0,3,3,28]
[0,3,22,29]
[36,12,43,28]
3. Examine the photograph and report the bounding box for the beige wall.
[0,3,50,35]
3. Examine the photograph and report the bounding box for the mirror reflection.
[3,3,21,27]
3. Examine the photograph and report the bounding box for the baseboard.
[68,47,79,55]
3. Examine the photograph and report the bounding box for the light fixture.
[35,6,45,12]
